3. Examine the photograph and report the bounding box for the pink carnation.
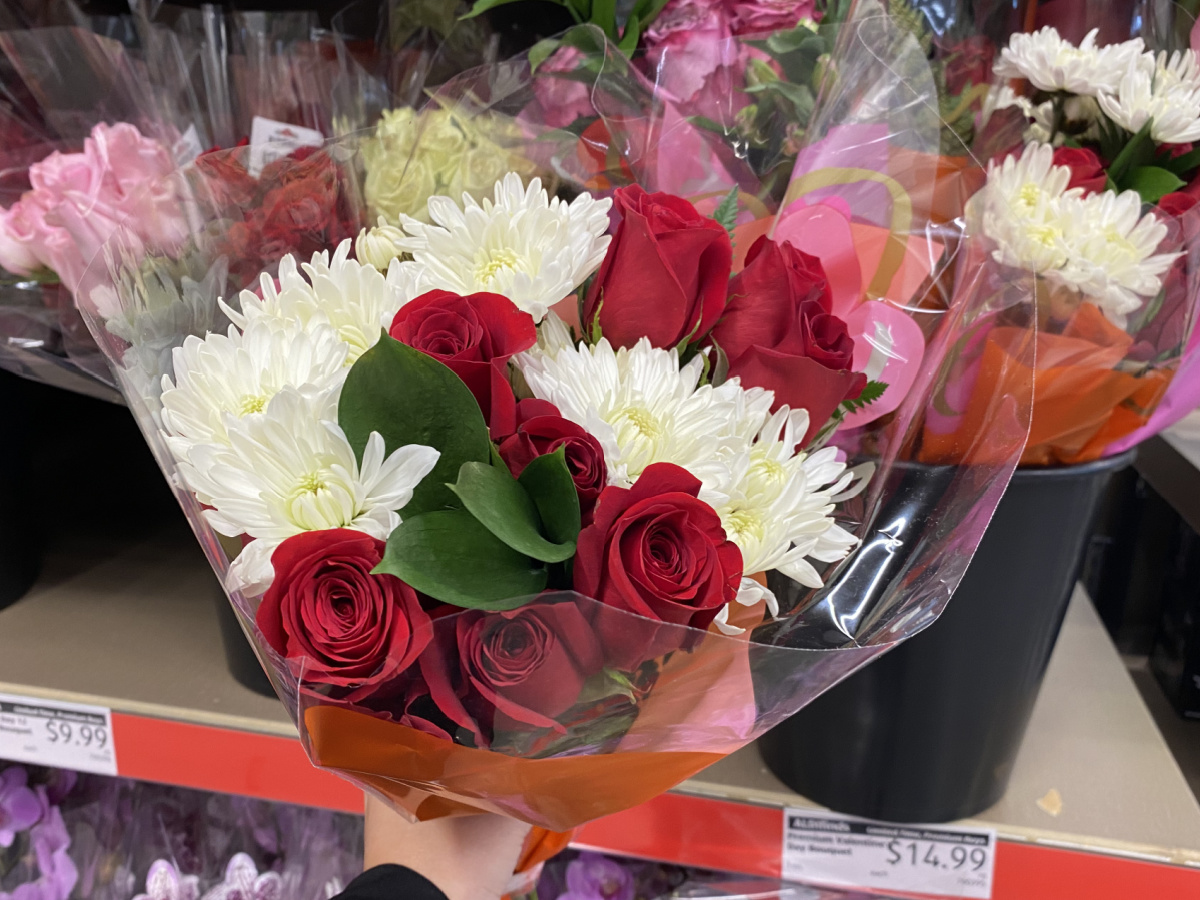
[729,0,816,35]
[643,0,746,116]
[531,46,596,129]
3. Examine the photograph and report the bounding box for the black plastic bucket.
[211,584,276,697]
[759,450,1136,823]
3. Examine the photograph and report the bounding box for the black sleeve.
[332,864,449,900]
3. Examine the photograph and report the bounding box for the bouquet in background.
[75,8,1032,835]
[944,25,1200,465]
[0,21,203,396]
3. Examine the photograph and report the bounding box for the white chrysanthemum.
[160,318,348,461]
[518,337,758,503]
[1151,49,1200,90]
[1047,190,1180,327]
[390,173,612,323]
[1097,54,1200,144]
[222,241,423,363]
[977,142,1076,273]
[710,410,858,634]
[178,388,439,594]
[355,218,408,271]
[994,27,1144,96]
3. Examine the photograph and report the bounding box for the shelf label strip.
[0,691,118,776]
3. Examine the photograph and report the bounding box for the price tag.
[247,116,324,177]
[0,693,118,776]
[782,807,995,899]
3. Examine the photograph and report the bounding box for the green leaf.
[712,186,739,241]
[1164,146,1200,176]
[591,0,617,39]
[518,448,581,547]
[840,380,888,414]
[450,461,576,563]
[1107,120,1155,185]
[629,0,671,29]
[588,295,604,344]
[710,339,730,387]
[528,37,561,73]
[765,24,822,56]
[618,13,641,54]
[1125,165,1186,203]
[377,509,546,610]
[338,334,491,516]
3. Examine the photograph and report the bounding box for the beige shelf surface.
[2,526,1199,865]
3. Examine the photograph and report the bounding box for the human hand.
[363,793,531,900]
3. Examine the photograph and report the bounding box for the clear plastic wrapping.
[74,6,1033,833]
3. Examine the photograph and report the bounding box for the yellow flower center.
[292,471,328,500]
[1017,182,1044,208]
[726,508,765,543]
[616,407,661,440]
[238,394,267,416]
[475,248,522,284]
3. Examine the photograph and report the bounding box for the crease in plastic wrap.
[73,8,1033,833]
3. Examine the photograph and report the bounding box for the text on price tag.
[0,693,117,776]
[782,807,996,899]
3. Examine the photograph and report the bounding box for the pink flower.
[531,47,596,129]
[643,0,746,115]
[730,0,816,34]
[0,123,181,293]
[0,203,42,275]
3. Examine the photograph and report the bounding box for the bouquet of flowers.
[930,25,1200,465]
[74,9,1033,834]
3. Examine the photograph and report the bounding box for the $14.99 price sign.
[0,692,117,776]
[782,807,996,899]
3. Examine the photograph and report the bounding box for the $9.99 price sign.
[0,693,117,776]
[783,807,996,899]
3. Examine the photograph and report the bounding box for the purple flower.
[133,861,200,900]
[0,767,42,848]
[201,854,282,900]
[559,853,634,900]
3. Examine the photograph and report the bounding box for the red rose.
[497,399,608,524]
[194,152,259,210]
[1052,146,1107,196]
[255,529,432,691]
[711,236,865,444]
[390,290,537,438]
[420,601,604,745]
[1158,191,1199,218]
[941,35,995,96]
[583,185,732,350]
[574,463,742,669]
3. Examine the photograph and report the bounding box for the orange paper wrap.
[304,705,723,831]
[920,303,1172,467]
